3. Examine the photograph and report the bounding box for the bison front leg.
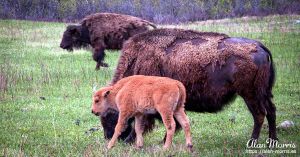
[92,46,108,70]
[107,112,129,150]
[124,114,156,143]
[100,112,135,142]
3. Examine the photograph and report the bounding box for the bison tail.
[254,44,275,99]
[260,44,275,98]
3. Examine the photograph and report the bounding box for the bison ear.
[68,25,81,36]
[103,90,110,98]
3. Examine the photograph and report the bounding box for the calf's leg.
[162,119,181,144]
[159,111,176,149]
[107,112,129,149]
[174,107,193,150]
[134,115,144,148]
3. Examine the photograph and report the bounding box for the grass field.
[0,15,299,157]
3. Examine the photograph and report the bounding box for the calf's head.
[60,24,90,51]
[91,87,113,116]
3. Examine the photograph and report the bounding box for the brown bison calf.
[60,13,156,69]
[91,75,193,150]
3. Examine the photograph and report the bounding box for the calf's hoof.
[134,145,143,150]
[187,144,193,152]
[107,143,114,150]
[163,145,170,150]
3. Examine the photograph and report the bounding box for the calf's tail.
[176,82,187,108]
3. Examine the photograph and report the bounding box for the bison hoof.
[95,62,109,70]
[124,135,135,144]
[95,64,100,70]
[100,62,109,67]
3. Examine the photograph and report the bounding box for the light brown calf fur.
[91,75,193,150]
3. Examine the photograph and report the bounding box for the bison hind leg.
[241,85,277,141]
[242,94,267,140]
[93,47,108,70]
[265,96,277,140]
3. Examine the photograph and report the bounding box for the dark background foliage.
[1,0,300,23]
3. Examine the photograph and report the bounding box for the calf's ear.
[93,85,97,94]
[103,91,110,98]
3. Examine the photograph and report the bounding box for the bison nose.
[60,43,64,49]
[91,110,100,116]
[60,43,70,50]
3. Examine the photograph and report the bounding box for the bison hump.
[124,28,258,77]
[80,13,155,44]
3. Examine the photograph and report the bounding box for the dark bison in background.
[60,13,156,69]
[100,28,277,143]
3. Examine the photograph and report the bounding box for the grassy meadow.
[0,15,299,156]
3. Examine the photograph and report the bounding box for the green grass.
[0,15,299,157]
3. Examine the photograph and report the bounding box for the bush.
[1,0,299,24]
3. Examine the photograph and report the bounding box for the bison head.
[91,86,113,116]
[60,24,91,51]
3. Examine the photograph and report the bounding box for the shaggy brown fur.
[60,13,156,69]
[101,28,277,143]
[91,75,192,150]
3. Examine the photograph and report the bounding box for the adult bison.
[60,13,156,69]
[100,28,277,143]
